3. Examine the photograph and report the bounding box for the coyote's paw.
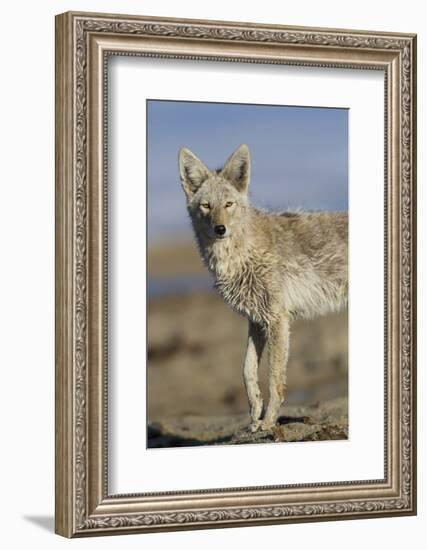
[259,420,275,432]
[248,420,262,433]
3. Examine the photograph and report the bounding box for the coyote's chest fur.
[200,238,273,325]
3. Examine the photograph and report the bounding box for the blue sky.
[147,100,348,241]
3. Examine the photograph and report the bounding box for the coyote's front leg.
[243,320,266,432]
[260,314,290,431]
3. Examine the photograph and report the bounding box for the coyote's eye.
[200,203,210,210]
[225,201,234,208]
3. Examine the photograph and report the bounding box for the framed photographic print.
[55,11,417,537]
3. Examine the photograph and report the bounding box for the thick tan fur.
[178,144,348,431]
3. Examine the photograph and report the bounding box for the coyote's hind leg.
[243,321,266,432]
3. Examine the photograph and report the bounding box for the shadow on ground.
[23,515,54,533]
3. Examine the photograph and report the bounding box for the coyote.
[178,144,348,432]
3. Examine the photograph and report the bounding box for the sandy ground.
[148,237,206,276]
[147,240,348,448]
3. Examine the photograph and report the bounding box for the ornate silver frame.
[55,11,417,537]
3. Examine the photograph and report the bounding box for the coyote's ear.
[179,148,210,199]
[220,144,250,193]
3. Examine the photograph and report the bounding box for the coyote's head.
[178,144,250,240]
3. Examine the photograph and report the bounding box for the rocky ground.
[148,397,348,448]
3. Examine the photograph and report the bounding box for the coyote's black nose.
[214,225,226,236]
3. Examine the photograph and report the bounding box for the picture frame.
[55,11,417,537]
